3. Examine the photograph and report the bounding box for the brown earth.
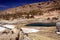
[0,0,60,21]
[17,25,60,40]
[0,0,60,40]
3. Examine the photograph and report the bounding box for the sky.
[0,0,51,10]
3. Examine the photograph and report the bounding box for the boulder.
[56,22,60,32]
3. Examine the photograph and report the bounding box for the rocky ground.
[0,0,60,40]
[0,13,59,40]
[19,26,60,40]
[28,27,59,40]
[0,23,60,40]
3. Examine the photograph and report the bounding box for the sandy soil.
[19,26,60,40]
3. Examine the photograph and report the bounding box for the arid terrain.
[20,26,60,40]
[0,0,60,40]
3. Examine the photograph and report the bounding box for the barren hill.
[0,1,60,22]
